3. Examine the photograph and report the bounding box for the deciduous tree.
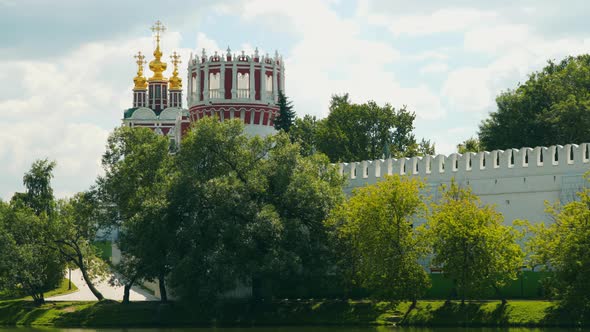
[479,55,590,150]
[328,175,430,306]
[424,182,524,304]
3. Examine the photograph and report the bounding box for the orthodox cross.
[170,51,181,68]
[151,20,166,43]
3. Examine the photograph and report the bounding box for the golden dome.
[133,52,148,90]
[148,21,167,82]
[169,52,182,90]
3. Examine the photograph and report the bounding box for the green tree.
[11,159,56,216]
[290,114,318,156]
[98,126,174,302]
[527,175,590,313]
[0,205,64,304]
[51,192,107,301]
[457,137,482,154]
[479,55,590,150]
[170,117,344,300]
[424,181,524,304]
[274,90,296,132]
[315,94,427,162]
[328,175,430,306]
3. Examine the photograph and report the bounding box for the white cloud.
[420,62,449,74]
[360,7,497,36]
[0,30,193,201]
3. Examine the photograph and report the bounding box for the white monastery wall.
[338,144,590,225]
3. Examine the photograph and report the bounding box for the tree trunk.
[32,292,45,305]
[123,284,132,304]
[123,275,137,304]
[80,263,104,301]
[492,284,507,305]
[158,274,168,302]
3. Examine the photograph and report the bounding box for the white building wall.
[338,144,590,225]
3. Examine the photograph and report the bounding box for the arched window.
[191,75,197,94]
[209,72,220,98]
[265,74,273,99]
[237,73,249,98]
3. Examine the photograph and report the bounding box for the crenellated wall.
[338,144,590,225]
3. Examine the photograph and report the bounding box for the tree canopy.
[527,174,590,313]
[328,175,430,304]
[479,54,590,150]
[423,181,524,304]
[314,94,433,162]
[274,90,296,133]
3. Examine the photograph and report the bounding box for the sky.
[1,0,590,200]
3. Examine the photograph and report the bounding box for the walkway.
[47,269,159,301]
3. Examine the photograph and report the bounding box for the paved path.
[47,269,159,301]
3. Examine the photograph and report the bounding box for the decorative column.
[260,59,266,103]
[203,62,209,103]
[272,60,278,103]
[231,61,237,99]
[249,60,255,101]
[220,61,225,99]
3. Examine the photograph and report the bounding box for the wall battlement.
[338,144,590,225]
[339,143,590,183]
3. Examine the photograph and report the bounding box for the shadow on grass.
[403,301,511,327]
[541,302,590,327]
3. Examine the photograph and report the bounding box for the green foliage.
[457,137,482,154]
[423,181,524,303]
[290,114,318,156]
[0,205,65,304]
[51,192,108,300]
[99,126,174,301]
[479,54,590,150]
[169,117,344,300]
[315,94,430,162]
[0,161,67,304]
[274,90,296,132]
[527,174,590,313]
[329,175,430,301]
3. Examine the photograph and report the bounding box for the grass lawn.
[0,299,586,328]
[1,278,78,302]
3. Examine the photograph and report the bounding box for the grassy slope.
[1,279,78,301]
[0,299,585,328]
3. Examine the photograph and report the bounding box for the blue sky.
[1,0,589,199]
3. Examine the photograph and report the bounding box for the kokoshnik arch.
[122,21,590,227]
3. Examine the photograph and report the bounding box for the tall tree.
[424,182,524,304]
[13,159,56,216]
[328,175,430,306]
[98,126,174,302]
[527,175,590,314]
[169,117,344,300]
[290,115,318,156]
[457,137,482,154]
[0,206,65,304]
[479,54,590,150]
[51,192,107,301]
[274,90,296,133]
[315,94,428,162]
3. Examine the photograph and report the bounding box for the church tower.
[169,51,182,108]
[132,52,148,108]
[148,20,168,113]
[123,21,191,144]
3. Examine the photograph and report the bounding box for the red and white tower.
[187,47,285,136]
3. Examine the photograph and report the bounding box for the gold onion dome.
[169,52,182,90]
[133,52,148,90]
[148,20,167,82]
